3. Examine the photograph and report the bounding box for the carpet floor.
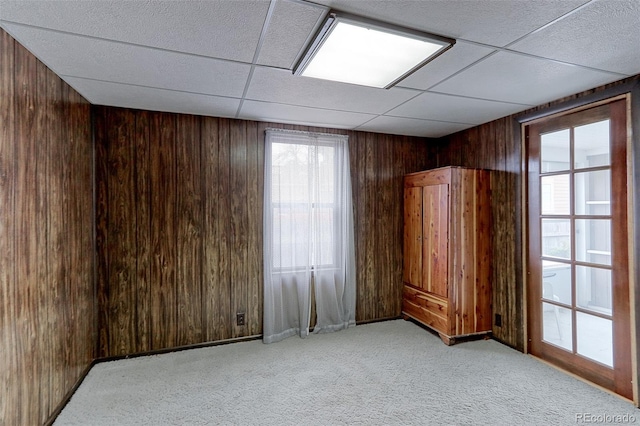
[55,320,636,425]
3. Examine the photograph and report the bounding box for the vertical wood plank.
[0,30,16,426]
[202,117,221,341]
[69,86,94,369]
[14,39,39,425]
[176,114,203,345]
[391,137,405,315]
[353,132,367,322]
[476,170,493,332]
[364,132,377,321]
[95,107,110,357]
[59,82,74,391]
[380,134,391,317]
[106,109,136,355]
[150,112,177,350]
[403,187,423,288]
[135,111,151,352]
[35,61,51,418]
[247,120,261,335]
[422,184,449,298]
[217,118,232,340]
[230,120,248,338]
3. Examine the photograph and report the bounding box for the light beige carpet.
[55,320,636,425]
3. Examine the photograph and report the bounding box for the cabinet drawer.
[402,286,449,334]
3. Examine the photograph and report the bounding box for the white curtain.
[263,129,356,344]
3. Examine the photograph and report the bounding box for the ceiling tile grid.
[2,22,252,98]
[509,0,640,75]
[65,77,241,118]
[431,50,624,106]
[1,0,638,138]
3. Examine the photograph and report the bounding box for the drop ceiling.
[1,0,638,138]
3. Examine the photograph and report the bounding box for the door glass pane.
[577,312,613,367]
[575,219,611,266]
[575,170,611,215]
[574,120,610,169]
[542,302,572,351]
[576,266,612,316]
[542,260,571,305]
[541,174,570,215]
[542,219,571,260]
[541,128,570,172]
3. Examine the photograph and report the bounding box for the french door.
[526,98,632,399]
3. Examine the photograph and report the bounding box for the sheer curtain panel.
[263,129,356,344]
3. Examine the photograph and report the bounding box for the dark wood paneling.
[95,108,436,355]
[134,111,151,352]
[437,118,522,348]
[176,114,203,346]
[0,29,17,426]
[150,112,178,351]
[216,118,232,340]
[0,29,94,425]
[201,117,222,342]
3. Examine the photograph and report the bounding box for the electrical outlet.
[495,313,502,327]
[236,312,245,326]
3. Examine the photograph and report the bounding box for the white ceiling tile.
[239,100,375,129]
[398,42,496,90]
[358,116,474,138]
[432,51,622,106]
[246,66,419,115]
[257,0,327,69]
[0,0,270,62]
[64,77,240,118]
[311,0,590,47]
[510,0,640,75]
[388,92,531,125]
[2,23,250,98]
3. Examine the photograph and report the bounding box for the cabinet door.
[422,184,449,297]
[403,187,423,287]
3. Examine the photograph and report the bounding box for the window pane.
[541,174,570,215]
[542,260,571,306]
[575,219,611,266]
[574,119,610,169]
[270,139,338,269]
[315,145,335,204]
[272,143,310,204]
[575,170,610,215]
[542,302,572,352]
[272,206,310,269]
[576,265,612,316]
[313,206,335,266]
[541,128,570,172]
[577,312,613,367]
[542,219,571,260]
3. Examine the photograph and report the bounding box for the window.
[263,128,356,343]
[270,139,338,270]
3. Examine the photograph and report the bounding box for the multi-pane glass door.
[527,99,632,399]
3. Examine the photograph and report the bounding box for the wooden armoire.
[402,166,492,345]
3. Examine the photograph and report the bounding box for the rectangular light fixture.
[293,11,455,89]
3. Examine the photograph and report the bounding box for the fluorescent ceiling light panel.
[294,12,455,89]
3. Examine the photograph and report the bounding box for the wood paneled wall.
[0,29,94,426]
[437,75,640,351]
[437,119,522,349]
[95,108,436,357]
